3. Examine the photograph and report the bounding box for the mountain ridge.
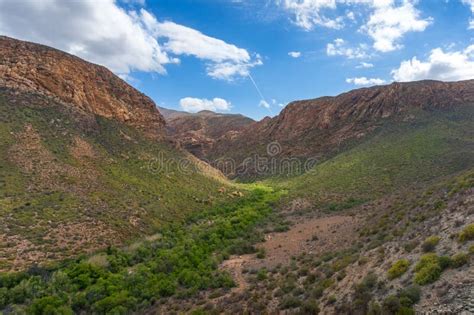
[0,36,166,138]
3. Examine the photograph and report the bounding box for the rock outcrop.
[0,36,166,138]
[159,107,254,159]
[207,80,474,176]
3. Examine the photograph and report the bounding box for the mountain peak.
[0,36,166,138]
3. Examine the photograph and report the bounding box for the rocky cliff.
[0,36,166,138]
[160,107,255,159]
[207,80,474,176]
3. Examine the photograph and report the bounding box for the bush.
[458,224,474,243]
[257,268,267,281]
[382,295,401,314]
[451,252,469,268]
[422,236,440,252]
[28,296,73,315]
[387,259,410,280]
[279,295,301,309]
[414,254,442,285]
[300,300,320,314]
[399,285,421,306]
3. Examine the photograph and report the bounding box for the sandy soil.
[220,214,359,291]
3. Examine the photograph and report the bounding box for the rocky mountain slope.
[206,80,474,177]
[0,36,472,315]
[0,37,232,271]
[0,36,166,138]
[159,107,254,159]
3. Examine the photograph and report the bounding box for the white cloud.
[278,0,343,30]
[259,100,271,108]
[346,76,386,86]
[279,0,431,53]
[0,0,171,75]
[356,62,374,68]
[288,51,302,58]
[179,97,232,112]
[391,45,474,82]
[144,17,261,80]
[326,38,369,59]
[0,0,260,80]
[462,0,474,29]
[362,0,432,52]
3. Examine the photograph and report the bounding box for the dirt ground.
[221,214,359,292]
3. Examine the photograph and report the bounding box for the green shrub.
[414,254,442,285]
[421,236,440,252]
[257,268,267,281]
[387,259,410,280]
[300,300,320,314]
[279,295,301,309]
[382,295,401,314]
[399,285,421,306]
[256,248,266,259]
[451,252,469,268]
[28,296,73,315]
[438,256,452,269]
[469,245,474,255]
[458,224,474,243]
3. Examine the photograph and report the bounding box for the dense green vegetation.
[0,186,281,313]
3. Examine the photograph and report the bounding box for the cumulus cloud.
[0,0,260,80]
[0,0,171,74]
[288,51,302,58]
[179,97,232,112]
[278,0,431,53]
[326,38,369,59]
[362,0,432,52]
[391,45,474,82]
[346,76,386,86]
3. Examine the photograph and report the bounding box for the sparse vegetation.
[387,259,410,280]
[458,224,474,243]
[421,236,440,252]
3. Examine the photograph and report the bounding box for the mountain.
[0,36,473,315]
[206,80,474,177]
[159,107,255,159]
[0,36,231,272]
[0,36,166,138]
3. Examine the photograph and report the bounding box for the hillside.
[0,36,473,315]
[160,107,254,159]
[207,80,474,178]
[0,37,233,272]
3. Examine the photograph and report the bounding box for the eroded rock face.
[0,36,165,138]
[159,108,255,159]
[208,79,474,176]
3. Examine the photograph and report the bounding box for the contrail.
[247,73,272,115]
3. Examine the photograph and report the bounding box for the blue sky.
[1,0,474,120]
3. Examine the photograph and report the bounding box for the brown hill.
[0,36,166,138]
[159,107,255,158]
[207,80,474,177]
